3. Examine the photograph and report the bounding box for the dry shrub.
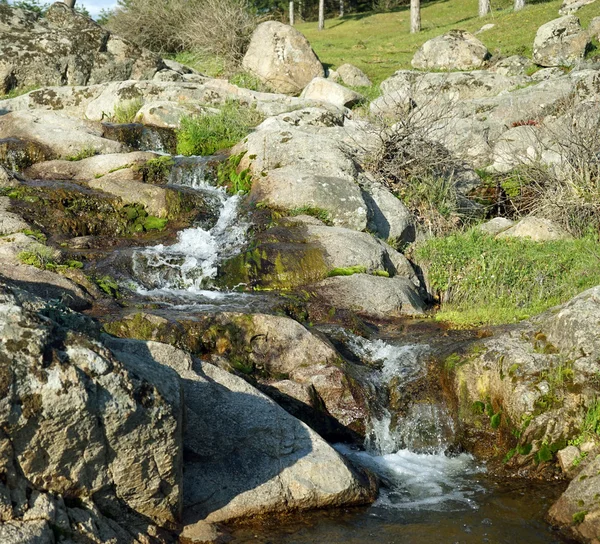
[106,0,261,68]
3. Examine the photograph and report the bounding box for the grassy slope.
[296,0,599,84]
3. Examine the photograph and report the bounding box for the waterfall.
[337,333,485,511]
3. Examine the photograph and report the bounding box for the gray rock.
[478,217,514,235]
[311,274,426,318]
[242,21,325,95]
[0,521,54,544]
[411,30,490,71]
[135,100,216,129]
[533,16,590,67]
[300,77,364,108]
[556,445,581,477]
[0,197,30,235]
[337,64,372,87]
[104,338,377,524]
[489,55,535,77]
[0,3,163,94]
[559,0,597,15]
[497,216,572,241]
[0,111,125,161]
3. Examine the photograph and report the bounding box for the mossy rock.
[0,138,53,171]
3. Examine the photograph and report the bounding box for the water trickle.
[340,333,485,511]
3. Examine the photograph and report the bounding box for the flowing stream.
[126,157,568,543]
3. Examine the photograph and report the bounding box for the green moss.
[136,156,174,185]
[472,400,486,414]
[534,443,554,464]
[490,412,502,429]
[517,443,533,456]
[328,266,367,277]
[572,511,587,525]
[22,229,46,243]
[95,276,120,298]
[288,205,332,225]
[142,216,168,231]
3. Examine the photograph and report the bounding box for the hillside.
[297,0,599,84]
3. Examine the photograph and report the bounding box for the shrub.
[414,228,600,326]
[177,101,263,156]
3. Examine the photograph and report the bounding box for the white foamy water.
[339,334,486,511]
[132,167,248,293]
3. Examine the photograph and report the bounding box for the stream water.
[128,157,569,544]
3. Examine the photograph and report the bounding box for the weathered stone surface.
[0,521,54,544]
[0,111,125,161]
[311,274,426,319]
[0,197,30,235]
[533,16,590,67]
[135,100,216,129]
[24,152,157,181]
[0,3,163,94]
[412,30,490,71]
[489,55,535,77]
[337,64,372,87]
[104,337,377,525]
[477,217,514,235]
[0,287,184,533]
[300,77,364,108]
[242,21,325,94]
[497,216,572,241]
[559,0,597,15]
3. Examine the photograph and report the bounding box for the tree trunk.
[64,0,76,8]
[289,1,295,25]
[339,0,344,17]
[298,0,303,21]
[514,0,525,11]
[318,0,325,30]
[410,0,420,33]
[478,0,490,16]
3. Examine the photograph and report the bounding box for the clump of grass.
[288,206,332,225]
[66,146,96,162]
[18,245,83,272]
[582,398,600,437]
[112,98,144,124]
[137,156,174,184]
[176,101,263,156]
[414,228,600,326]
[0,85,40,100]
[229,71,273,93]
[327,265,368,277]
[216,152,253,194]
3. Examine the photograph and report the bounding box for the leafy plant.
[177,101,263,156]
[96,276,120,298]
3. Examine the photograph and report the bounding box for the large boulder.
[104,338,377,525]
[496,216,572,241]
[0,2,163,94]
[300,77,364,108]
[337,63,372,87]
[533,16,590,67]
[411,30,490,71]
[242,21,325,95]
[0,286,184,537]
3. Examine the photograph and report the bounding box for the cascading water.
[130,156,250,308]
[338,333,485,512]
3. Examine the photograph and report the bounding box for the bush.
[414,229,600,326]
[106,0,261,69]
[176,101,263,156]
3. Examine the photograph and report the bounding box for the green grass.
[0,85,40,100]
[66,146,96,162]
[414,228,600,326]
[216,152,253,194]
[582,398,600,437]
[295,1,600,85]
[177,101,263,156]
[112,98,144,124]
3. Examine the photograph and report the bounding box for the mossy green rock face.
[103,311,370,441]
[0,138,52,172]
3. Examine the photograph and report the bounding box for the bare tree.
[318,0,325,30]
[410,0,420,33]
[289,0,294,24]
[339,0,344,17]
[514,0,525,11]
[64,0,76,7]
[479,0,490,16]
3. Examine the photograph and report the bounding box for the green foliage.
[517,443,533,456]
[327,266,367,277]
[583,399,600,437]
[96,276,120,297]
[18,247,55,269]
[112,98,143,124]
[490,412,502,430]
[472,400,485,414]
[229,71,273,93]
[534,443,554,464]
[216,152,253,194]
[177,102,263,156]
[66,146,96,162]
[137,156,174,184]
[0,85,40,100]
[414,229,600,326]
[572,511,587,525]
[288,206,332,225]
[142,216,168,231]
[22,229,46,243]
[120,205,168,232]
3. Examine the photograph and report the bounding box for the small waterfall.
[131,156,248,295]
[338,333,485,511]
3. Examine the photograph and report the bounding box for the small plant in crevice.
[95,276,120,298]
[288,205,332,225]
[216,152,253,194]
[112,98,144,124]
[66,146,96,162]
[136,156,174,184]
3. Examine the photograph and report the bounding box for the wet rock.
[105,337,377,524]
[0,111,125,161]
[100,122,177,154]
[300,77,364,108]
[411,30,490,71]
[533,16,590,67]
[0,3,163,94]
[310,274,426,319]
[337,64,372,87]
[497,217,572,241]
[242,21,325,95]
[0,138,53,172]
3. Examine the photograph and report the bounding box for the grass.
[112,98,144,124]
[177,101,263,156]
[414,228,600,326]
[295,0,600,85]
[0,85,40,100]
[66,146,96,162]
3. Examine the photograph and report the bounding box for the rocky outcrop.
[0,2,163,95]
[559,0,597,16]
[532,16,590,67]
[104,337,378,525]
[337,64,372,87]
[242,21,325,95]
[300,77,364,108]
[412,30,490,71]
